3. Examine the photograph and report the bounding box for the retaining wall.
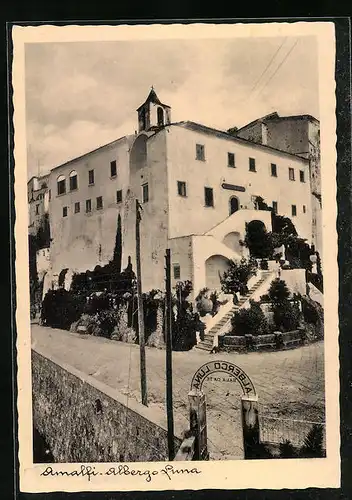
[32,348,182,463]
[220,329,305,352]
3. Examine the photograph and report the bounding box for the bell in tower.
[136,87,171,132]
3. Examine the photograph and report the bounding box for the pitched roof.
[136,88,170,111]
[236,112,319,132]
[49,135,133,173]
[173,121,309,162]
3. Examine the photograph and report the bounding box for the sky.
[25,36,319,179]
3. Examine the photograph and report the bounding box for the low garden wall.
[32,348,182,463]
[219,328,306,352]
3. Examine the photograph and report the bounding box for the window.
[228,152,235,168]
[86,199,92,213]
[204,187,214,207]
[88,169,95,185]
[300,170,305,182]
[177,181,187,197]
[196,144,205,161]
[292,205,297,217]
[116,190,122,203]
[271,163,277,177]
[57,175,66,195]
[96,196,103,210]
[157,107,164,127]
[63,206,68,217]
[142,183,149,203]
[272,201,278,214]
[289,167,295,181]
[74,202,80,214]
[35,204,39,215]
[303,205,306,214]
[69,170,78,191]
[110,160,117,178]
[249,158,256,172]
[173,264,181,280]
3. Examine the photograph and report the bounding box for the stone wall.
[220,329,305,352]
[32,348,182,463]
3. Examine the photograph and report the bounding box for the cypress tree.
[113,213,122,274]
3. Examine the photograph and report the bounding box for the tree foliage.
[172,281,198,351]
[273,300,301,332]
[220,257,257,294]
[36,213,51,250]
[245,220,271,258]
[268,279,290,306]
[299,424,325,458]
[267,279,301,332]
[231,300,268,336]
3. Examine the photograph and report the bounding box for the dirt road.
[31,325,325,459]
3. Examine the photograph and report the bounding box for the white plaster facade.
[28,90,317,298]
[236,113,322,255]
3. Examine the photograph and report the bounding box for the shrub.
[172,281,198,351]
[85,292,112,314]
[96,309,118,337]
[245,220,271,258]
[285,236,312,270]
[268,279,290,306]
[279,440,297,458]
[273,300,301,332]
[41,289,85,330]
[260,259,269,270]
[271,212,297,237]
[209,290,221,316]
[195,288,212,317]
[260,293,270,303]
[301,296,324,339]
[231,300,268,336]
[221,257,257,295]
[143,289,164,338]
[299,424,325,458]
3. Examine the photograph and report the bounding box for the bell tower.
[136,87,171,132]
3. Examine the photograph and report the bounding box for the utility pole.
[136,199,147,406]
[165,249,175,460]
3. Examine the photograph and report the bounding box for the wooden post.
[136,199,147,406]
[241,395,260,459]
[188,390,209,460]
[165,249,175,460]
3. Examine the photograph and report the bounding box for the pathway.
[31,324,325,459]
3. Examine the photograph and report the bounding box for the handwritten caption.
[41,464,202,483]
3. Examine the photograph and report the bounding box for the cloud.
[25,37,319,179]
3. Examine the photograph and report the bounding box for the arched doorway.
[229,196,239,215]
[205,255,231,290]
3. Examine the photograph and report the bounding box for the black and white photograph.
[13,22,339,492]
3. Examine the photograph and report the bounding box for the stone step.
[195,344,212,352]
[204,273,273,340]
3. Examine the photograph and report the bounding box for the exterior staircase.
[195,271,273,352]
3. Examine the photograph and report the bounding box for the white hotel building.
[28,89,321,298]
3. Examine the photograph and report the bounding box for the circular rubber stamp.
[190,360,256,396]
